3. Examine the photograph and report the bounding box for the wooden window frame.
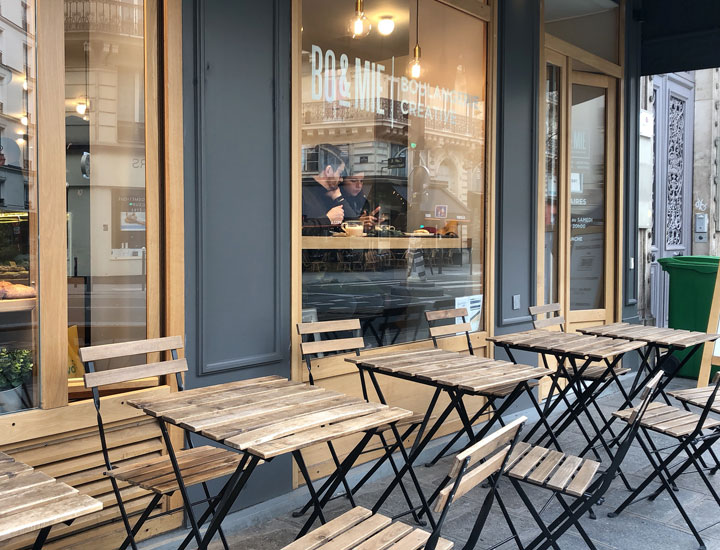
[291,0,498,384]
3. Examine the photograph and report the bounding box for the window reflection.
[65,0,147,386]
[569,84,606,310]
[544,63,560,305]
[301,0,487,347]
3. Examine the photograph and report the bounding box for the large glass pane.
[0,0,38,414]
[544,63,560,305]
[300,0,487,347]
[569,84,606,310]
[65,0,147,386]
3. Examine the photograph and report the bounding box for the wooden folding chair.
[425,307,475,355]
[296,319,427,524]
[529,303,631,383]
[502,371,663,550]
[423,307,545,468]
[282,417,527,550]
[529,303,632,475]
[608,372,720,550]
[80,336,244,550]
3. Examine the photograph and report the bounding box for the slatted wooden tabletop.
[487,329,646,360]
[578,323,720,349]
[127,376,412,460]
[346,349,548,396]
[0,451,102,542]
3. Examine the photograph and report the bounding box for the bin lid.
[658,255,719,273]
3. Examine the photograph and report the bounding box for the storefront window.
[0,0,39,414]
[65,0,148,385]
[300,0,487,347]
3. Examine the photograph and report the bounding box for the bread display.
[0,281,36,299]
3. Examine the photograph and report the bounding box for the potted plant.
[0,348,32,412]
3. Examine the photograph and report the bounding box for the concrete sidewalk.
[140,377,720,550]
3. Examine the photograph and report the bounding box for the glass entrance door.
[567,72,615,325]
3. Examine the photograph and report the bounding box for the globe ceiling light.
[377,16,395,36]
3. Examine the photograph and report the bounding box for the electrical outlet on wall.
[512,294,521,311]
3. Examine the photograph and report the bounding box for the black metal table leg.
[198,455,260,550]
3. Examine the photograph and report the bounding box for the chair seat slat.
[282,507,373,550]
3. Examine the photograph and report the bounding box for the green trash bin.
[658,255,719,379]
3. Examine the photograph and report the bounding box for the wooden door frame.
[538,34,623,330]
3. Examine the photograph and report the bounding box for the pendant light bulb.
[410,44,422,79]
[349,0,371,38]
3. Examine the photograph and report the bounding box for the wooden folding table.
[0,451,102,549]
[127,375,412,549]
[346,348,549,516]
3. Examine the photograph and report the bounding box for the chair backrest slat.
[435,416,526,513]
[300,337,365,356]
[434,450,508,512]
[429,322,472,338]
[84,358,188,389]
[426,308,468,321]
[448,416,526,478]
[533,316,565,330]
[297,319,361,335]
[425,307,474,354]
[528,303,561,316]
[79,336,183,363]
[528,303,565,331]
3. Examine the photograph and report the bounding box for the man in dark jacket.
[302,144,347,235]
[340,171,380,230]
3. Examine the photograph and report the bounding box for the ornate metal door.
[650,73,694,327]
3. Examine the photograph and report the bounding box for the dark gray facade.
[179,0,720,510]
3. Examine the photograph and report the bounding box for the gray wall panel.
[183,0,292,507]
[495,0,539,332]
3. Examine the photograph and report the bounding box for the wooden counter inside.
[302,236,465,250]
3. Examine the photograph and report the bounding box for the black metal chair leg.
[327,441,356,507]
[378,431,425,526]
[159,422,204,548]
[293,450,327,525]
[608,428,687,517]
[654,459,707,550]
[494,490,525,550]
[299,430,376,538]
[555,494,597,550]
[118,493,164,550]
[510,479,561,550]
[178,482,232,550]
[108,475,140,550]
[459,479,498,550]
